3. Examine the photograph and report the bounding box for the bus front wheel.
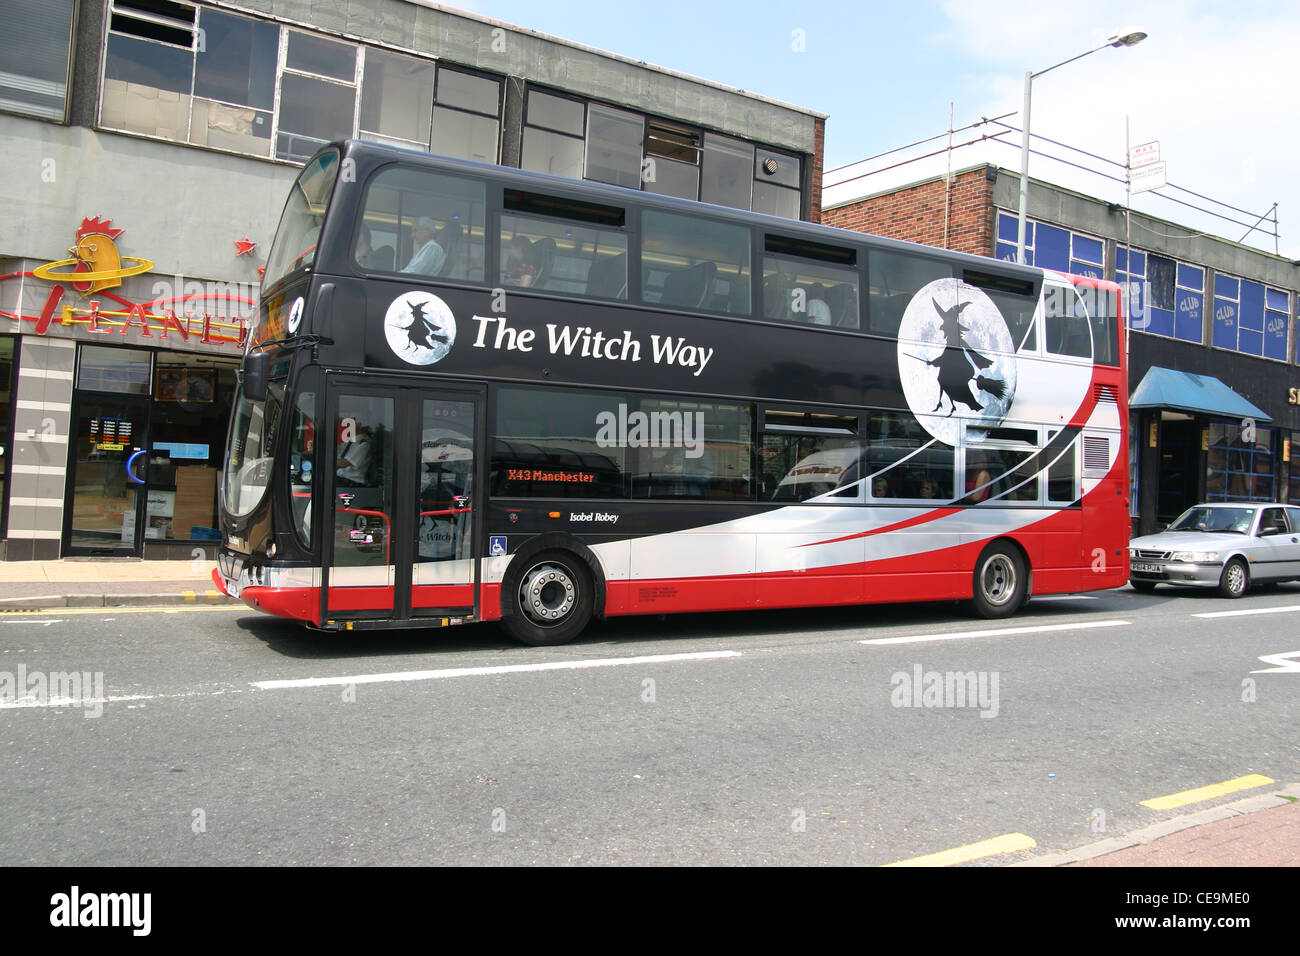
[971,543,1026,619]
[502,550,593,646]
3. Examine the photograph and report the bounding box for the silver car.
[1129,503,1300,597]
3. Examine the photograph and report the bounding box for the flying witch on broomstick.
[903,298,1008,416]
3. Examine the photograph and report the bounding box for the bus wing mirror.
[242,351,269,402]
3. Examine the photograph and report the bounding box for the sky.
[442,0,1300,259]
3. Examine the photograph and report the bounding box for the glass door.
[325,390,396,618]
[410,395,477,618]
[65,397,150,554]
[320,378,482,624]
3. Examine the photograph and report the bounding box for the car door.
[1252,507,1300,582]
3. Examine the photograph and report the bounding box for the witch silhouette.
[905,298,1008,416]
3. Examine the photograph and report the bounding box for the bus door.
[321,378,482,626]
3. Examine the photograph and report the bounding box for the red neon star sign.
[234,236,256,256]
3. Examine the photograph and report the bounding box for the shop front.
[1,214,252,560]
[1130,365,1290,535]
[65,345,238,557]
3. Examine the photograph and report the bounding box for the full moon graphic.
[384,291,456,366]
[897,278,1017,446]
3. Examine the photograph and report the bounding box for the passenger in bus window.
[356,226,394,272]
[807,295,831,326]
[336,418,372,488]
[503,235,538,287]
[402,217,447,275]
[918,478,939,499]
[968,468,993,502]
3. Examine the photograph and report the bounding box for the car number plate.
[1131,562,1162,573]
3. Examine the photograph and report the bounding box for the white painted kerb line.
[859,619,1130,646]
[252,650,743,690]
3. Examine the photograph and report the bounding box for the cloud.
[932,0,1300,257]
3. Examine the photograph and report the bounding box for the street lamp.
[1015,27,1148,265]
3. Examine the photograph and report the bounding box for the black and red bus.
[215,139,1129,645]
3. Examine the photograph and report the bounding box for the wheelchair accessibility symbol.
[489,536,507,556]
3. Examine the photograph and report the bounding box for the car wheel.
[501,550,593,646]
[1217,558,1248,599]
[971,542,1026,619]
[1131,580,1157,593]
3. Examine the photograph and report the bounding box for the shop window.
[101,1,197,138]
[102,32,194,137]
[1206,274,1279,361]
[286,30,355,81]
[1265,288,1290,363]
[643,120,701,201]
[0,0,77,121]
[189,7,276,154]
[1032,222,1069,272]
[700,133,753,210]
[147,356,237,541]
[276,33,358,163]
[193,9,276,109]
[1069,235,1104,279]
[359,48,435,148]
[109,0,195,46]
[522,89,585,179]
[1175,263,1204,344]
[438,68,500,116]
[754,148,801,219]
[586,103,644,189]
[431,67,501,164]
[77,346,153,394]
[753,181,800,220]
[1206,422,1274,502]
[995,213,1033,263]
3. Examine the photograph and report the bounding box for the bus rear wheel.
[971,543,1026,619]
[502,550,593,646]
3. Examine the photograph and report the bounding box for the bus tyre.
[1217,558,1248,599]
[971,543,1025,619]
[502,550,593,646]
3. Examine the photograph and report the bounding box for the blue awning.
[1129,367,1271,422]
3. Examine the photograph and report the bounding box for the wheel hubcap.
[1227,564,1245,594]
[981,554,1016,607]
[520,563,576,625]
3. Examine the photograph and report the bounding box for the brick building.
[825,160,1300,535]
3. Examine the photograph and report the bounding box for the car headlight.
[1170,551,1219,563]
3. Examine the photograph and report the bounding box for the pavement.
[0,555,233,609]
[0,557,1297,868]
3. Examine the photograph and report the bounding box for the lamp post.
[1015,28,1148,265]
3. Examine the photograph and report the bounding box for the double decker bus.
[215,139,1129,645]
